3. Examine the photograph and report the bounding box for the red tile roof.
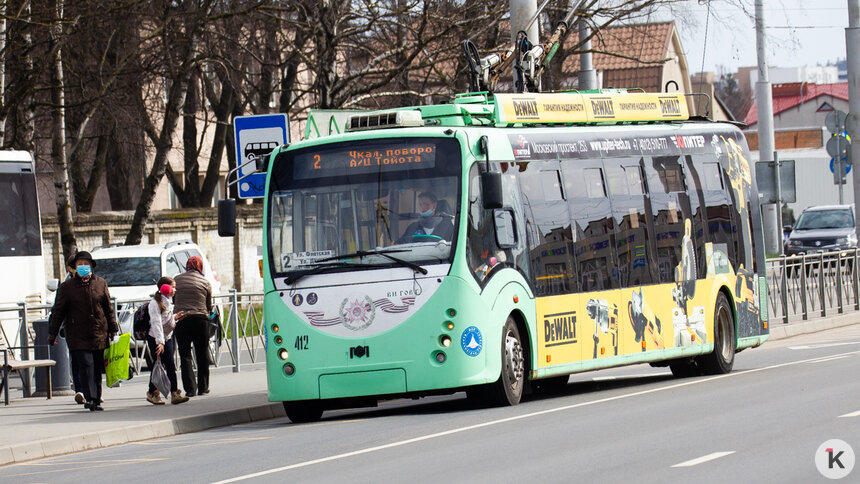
[566,21,674,70]
[744,82,849,125]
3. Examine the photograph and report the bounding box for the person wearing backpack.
[144,276,189,405]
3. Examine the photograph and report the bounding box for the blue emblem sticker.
[292,294,303,306]
[307,292,318,305]
[461,326,483,357]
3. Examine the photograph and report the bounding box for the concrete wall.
[40,206,264,293]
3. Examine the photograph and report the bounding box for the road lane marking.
[789,341,860,350]
[212,349,860,484]
[807,355,851,364]
[839,410,860,418]
[671,451,735,467]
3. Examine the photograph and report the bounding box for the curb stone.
[0,402,286,466]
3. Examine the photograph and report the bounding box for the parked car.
[784,205,857,277]
[784,205,857,256]
[90,240,223,366]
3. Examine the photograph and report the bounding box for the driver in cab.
[397,191,454,242]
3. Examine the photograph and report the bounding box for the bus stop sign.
[233,114,289,199]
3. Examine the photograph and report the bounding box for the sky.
[665,0,849,75]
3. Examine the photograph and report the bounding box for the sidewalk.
[0,360,284,466]
[2,315,859,467]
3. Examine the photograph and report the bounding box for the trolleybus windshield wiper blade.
[317,249,429,275]
[284,262,387,285]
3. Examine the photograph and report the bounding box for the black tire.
[669,359,700,378]
[284,401,324,423]
[483,316,526,406]
[531,375,569,394]
[697,293,735,375]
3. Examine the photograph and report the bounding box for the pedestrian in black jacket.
[48,251,118,411]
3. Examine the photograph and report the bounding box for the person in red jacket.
[48,251,118,411]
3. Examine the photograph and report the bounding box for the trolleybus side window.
[696,157,737,271]
[644,156,695,283]
[604,158,656,287]
[561,161,616,292]
[517,160,572,296]
[682,155,709,279]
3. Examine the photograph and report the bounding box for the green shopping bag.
[104,333,131,388]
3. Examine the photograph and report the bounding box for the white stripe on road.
[212,349,860,484]
[789,341,860,350]
[671,451,735,468]
[807,355,851,364]
[839,410,860,418]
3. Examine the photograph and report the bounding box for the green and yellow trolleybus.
[221,90,769,422]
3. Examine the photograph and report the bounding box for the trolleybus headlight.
[440,335,451,347]
[278,348,289,360]
[435,351,447,363]
[283,363,295,376]
[274,335,283,345]
[272,323,280,332]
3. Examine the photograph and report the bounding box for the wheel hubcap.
[504,330,524,388]
[718,306,733,362]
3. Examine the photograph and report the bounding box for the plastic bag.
[104,333,131,388]
[151,357,171,399]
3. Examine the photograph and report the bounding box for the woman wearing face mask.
[397,191,454,243]
[48,251,118,411]
[145,277,189,405]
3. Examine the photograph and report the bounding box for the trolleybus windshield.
[268,137,461,277]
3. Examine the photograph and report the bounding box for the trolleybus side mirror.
[481,171,503,209]
[218,198,237,237]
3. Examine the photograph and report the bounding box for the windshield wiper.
[317,248,429,275]
[284,261,388,285]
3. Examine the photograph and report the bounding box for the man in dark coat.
[48,251,118,411]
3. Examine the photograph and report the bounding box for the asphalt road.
[5,325,860,484]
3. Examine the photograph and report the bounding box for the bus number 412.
[294,335,309,350]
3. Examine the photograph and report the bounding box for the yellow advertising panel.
[494,92,689,125]
[583,93,689,122]
[535,279,727,369]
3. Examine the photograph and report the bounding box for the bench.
[1,349,56,405]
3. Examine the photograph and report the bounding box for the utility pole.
[848,0,860,238]
[578,21,597,90]
[755,0,779,255]
[510,0,540,89]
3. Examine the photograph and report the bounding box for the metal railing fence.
[765,249,860,325]
[0,289,266,375]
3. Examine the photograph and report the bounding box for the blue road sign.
[233,114,289,198]
[830,157,852,176]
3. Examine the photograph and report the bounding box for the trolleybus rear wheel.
[284,401,324,423]
[697,293,735,375]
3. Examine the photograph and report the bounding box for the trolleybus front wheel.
[696,293,735,374]
[284,401,324,423]
[487,317,526,406]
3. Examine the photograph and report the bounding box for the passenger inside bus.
[396,191,454,242]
